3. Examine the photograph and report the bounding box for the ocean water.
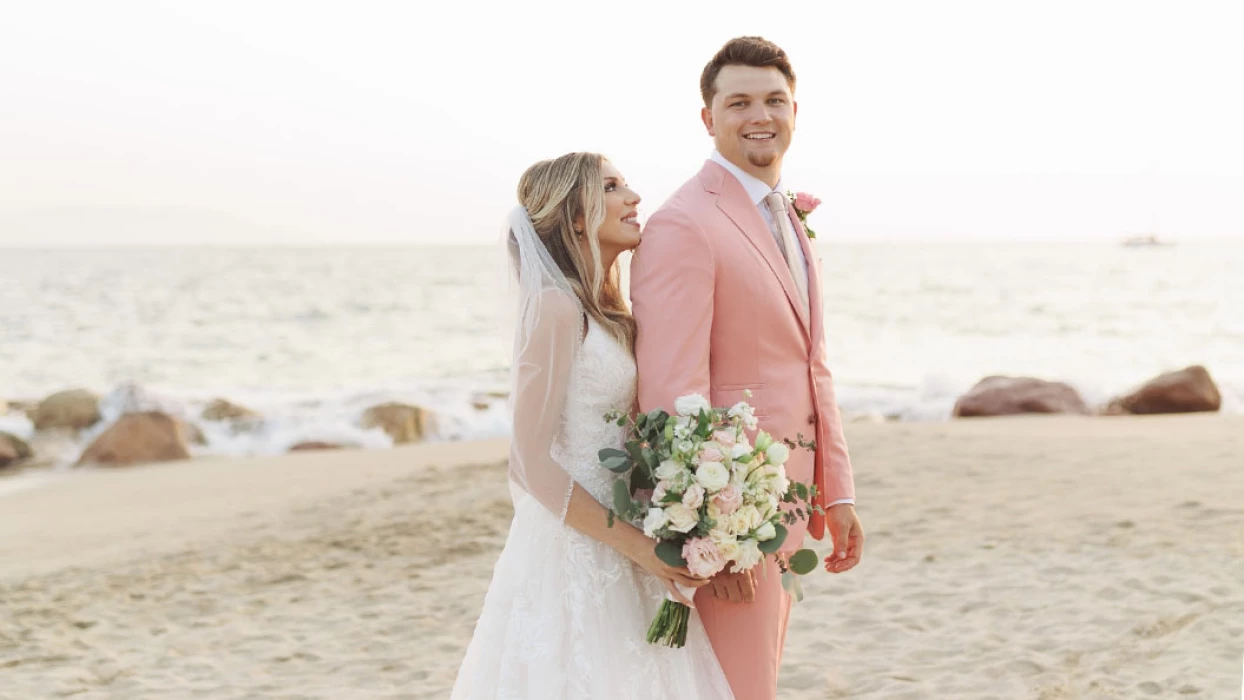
[1,241,1241,466]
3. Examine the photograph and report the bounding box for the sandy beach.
[2,416,1241,699]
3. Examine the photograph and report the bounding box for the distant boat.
[1121,233,1173,248]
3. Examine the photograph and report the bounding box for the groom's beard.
[747,152,778,168]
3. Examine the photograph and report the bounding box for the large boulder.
[202,398,260,422]
[360,402,436,444]
[32,389,102,432]
[953,376,1090,418]
[1107,365,1221,414]
[180,421,208,446]
[0,432,33,469]
[75,412,191,467]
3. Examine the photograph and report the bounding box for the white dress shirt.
[710,151,854,510]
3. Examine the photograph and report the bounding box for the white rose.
[711,531,742,561]
[755,521,777,541]
[664,503,700,533]
[731,538,764,573]
[674,393,712,417]
[738,504,763,530]
[694,461,730,493]
[682,484,705,509]
[727,510,752,536]
[655,460,684,480]
[706,502,723,524]
[642,507,668,537]
[765,442,790,466]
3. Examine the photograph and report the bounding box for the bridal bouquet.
[600,393,822,648]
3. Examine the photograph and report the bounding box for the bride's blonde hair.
[514,152,635,350]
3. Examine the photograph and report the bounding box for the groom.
[632,36,864,697]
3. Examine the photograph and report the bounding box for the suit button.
[807,413,817,425]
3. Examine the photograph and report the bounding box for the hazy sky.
[2,0,1242,245]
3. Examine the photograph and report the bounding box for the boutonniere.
[787,191,822,239]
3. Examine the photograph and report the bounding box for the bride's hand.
[629,545,708,607]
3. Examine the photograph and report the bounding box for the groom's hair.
[700,36,796,108]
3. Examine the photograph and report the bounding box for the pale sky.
[1,0,1242,245]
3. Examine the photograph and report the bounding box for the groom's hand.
[709,568,756,603]
[825,504,864,574]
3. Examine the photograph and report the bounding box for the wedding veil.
[504,205,583,521]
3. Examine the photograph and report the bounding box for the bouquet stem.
[646,599,691,647]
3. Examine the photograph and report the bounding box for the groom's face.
[702,65,796,177]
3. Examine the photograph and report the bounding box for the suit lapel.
[701,162,811,335]
[788,206,823,346]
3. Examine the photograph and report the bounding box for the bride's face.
[594,160,642,253]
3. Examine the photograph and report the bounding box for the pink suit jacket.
[632,160,855,545]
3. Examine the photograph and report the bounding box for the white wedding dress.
[450,317,734,699]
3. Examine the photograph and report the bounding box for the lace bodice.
[551,318,637,505]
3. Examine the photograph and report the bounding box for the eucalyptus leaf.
[602,456,631,473]
[758,523,788,554]
[655,540,687,567]
[781,571,796,596]
[641,446,658,471]
[788,548,819,575]
[612,480,633,518]
[790,572,805,602]
[629,467,655,493]
[599,447,628,461]
[607,510,616,528]
[626,441,645,464]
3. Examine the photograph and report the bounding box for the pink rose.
[682,537,727,579]
[682,484,705,510]
[712,429,737,447]
[699,446,724,463]
[712,483,743,515]
[793,192,821,214]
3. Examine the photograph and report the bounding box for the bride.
[450,153,734,699]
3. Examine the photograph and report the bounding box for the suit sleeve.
[631,208,714,414]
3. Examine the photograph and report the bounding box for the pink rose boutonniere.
[787,191,822,239]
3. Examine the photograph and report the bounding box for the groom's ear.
[701,106,715,136]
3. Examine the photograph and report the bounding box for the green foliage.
[612,479,635,520]
[654,540,687,567]
[758,523,788,554]
[788,548,819,575]
[598,448,632,473]
[781,571,805,603]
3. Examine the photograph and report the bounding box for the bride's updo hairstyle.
[514,152,636,350]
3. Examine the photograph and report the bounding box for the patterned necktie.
[762,191,810,316]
